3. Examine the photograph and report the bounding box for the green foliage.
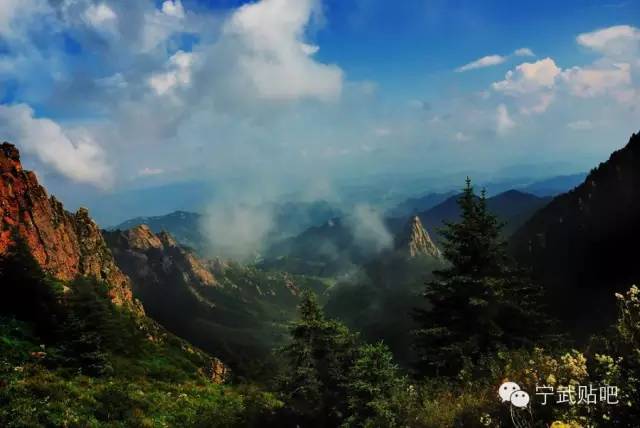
[585,285,640,426]
[0,310,282,427]
[342,342,408,428]
[0,361,281,428]
[278,291,358,426]
[439,179,508,278]
[413,178,549,377]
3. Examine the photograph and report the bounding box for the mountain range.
[261,189,549,277]
[104,223,329,374]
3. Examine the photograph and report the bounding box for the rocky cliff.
[0,142,135,307]
[104,224,217,292]
[397,215,441,259]
[104,224,328,373]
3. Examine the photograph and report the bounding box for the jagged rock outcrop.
[397,215,441,259]
[0,142,135,307]
[104,223,328,373]
[105,224,217,289]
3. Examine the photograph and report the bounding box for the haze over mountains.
[110,172,577,273]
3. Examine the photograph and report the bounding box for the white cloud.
[561,63,632,98]
[496,104,515,135]
[514,47,535,57]
[140,1,192,52]
[0,104,112,187]
[567,120,593,131]
[300,43,320,55]
[149,50,195,95]
[161,0,185,19]
[492,58,561,114]
[520,92,555,115]
[492,58,561,94]
[577,25,640,59]
[455,54,506,72]
[348,205,393,254]
[83,3,118,33]
[222,0,342,101]
[0,0,48,40]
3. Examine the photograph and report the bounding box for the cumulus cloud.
[149,50,195,95]
[161,0,185,19]
[561,63,632,98]
[83,3,118,33]
[0,104,112,187]
[492,58,561,114]
[456,54,506,72]
[492,58,561,94]
[222,0,343,101]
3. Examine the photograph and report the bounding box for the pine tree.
[279,291,358,427]
[56,278,118,376]
[343,342,407,428]
[413,178,547,377]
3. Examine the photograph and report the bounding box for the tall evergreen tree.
[413,178,547,377]
[279,291,358,427]
[343,342,407,428]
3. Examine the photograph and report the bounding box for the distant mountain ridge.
[113,211,206,252]
[113,201,343,258]
[412,189,551,241]
[262,189,548,277]
[387,173,584,218]
[388,191,456,217]
[518,173,587,197]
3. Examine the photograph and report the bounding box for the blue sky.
[0,0,639,210]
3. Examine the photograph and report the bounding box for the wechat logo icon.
[499,382,530,408]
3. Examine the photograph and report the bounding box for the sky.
[0,0,639,217]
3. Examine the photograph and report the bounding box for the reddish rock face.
[0,142,135,307]
[105,224,218,288]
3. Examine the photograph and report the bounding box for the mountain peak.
[126,224,165,250]
[105,226,217,288]
[400,215,441,259]
[0,142,136,308]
